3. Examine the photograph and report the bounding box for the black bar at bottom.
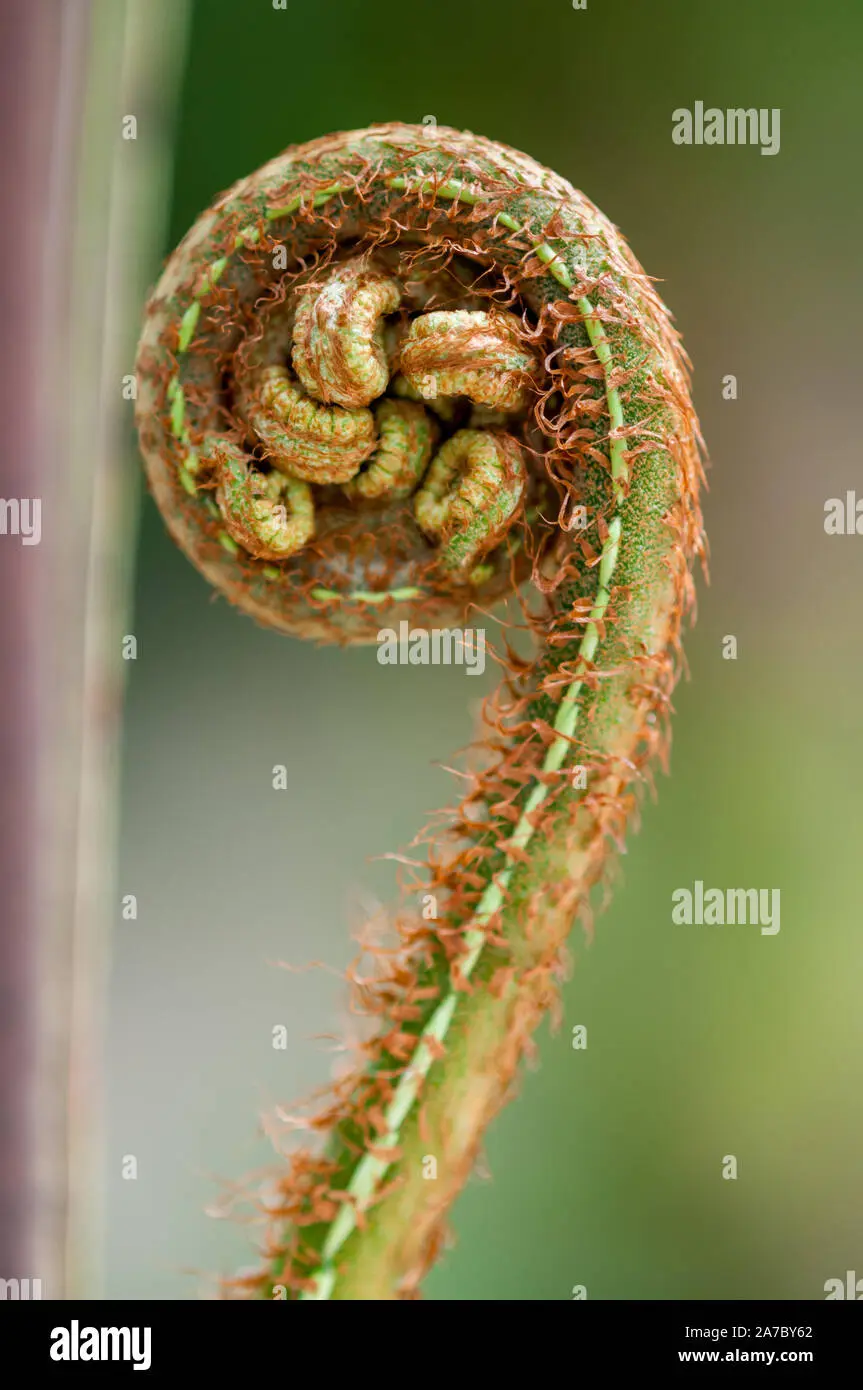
[1,1298,858,1376]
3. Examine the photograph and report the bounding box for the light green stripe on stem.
[310,586,423,604]
[267,183,348,219]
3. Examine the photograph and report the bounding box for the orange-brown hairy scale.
[134,122,706,1300]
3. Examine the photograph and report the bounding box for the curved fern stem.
[134,123,707,1300]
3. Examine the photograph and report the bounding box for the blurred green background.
[109,0,863,1298]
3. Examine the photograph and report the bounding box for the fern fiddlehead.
[135,123,706,1300]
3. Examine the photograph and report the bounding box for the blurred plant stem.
[0,0,189,1298]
